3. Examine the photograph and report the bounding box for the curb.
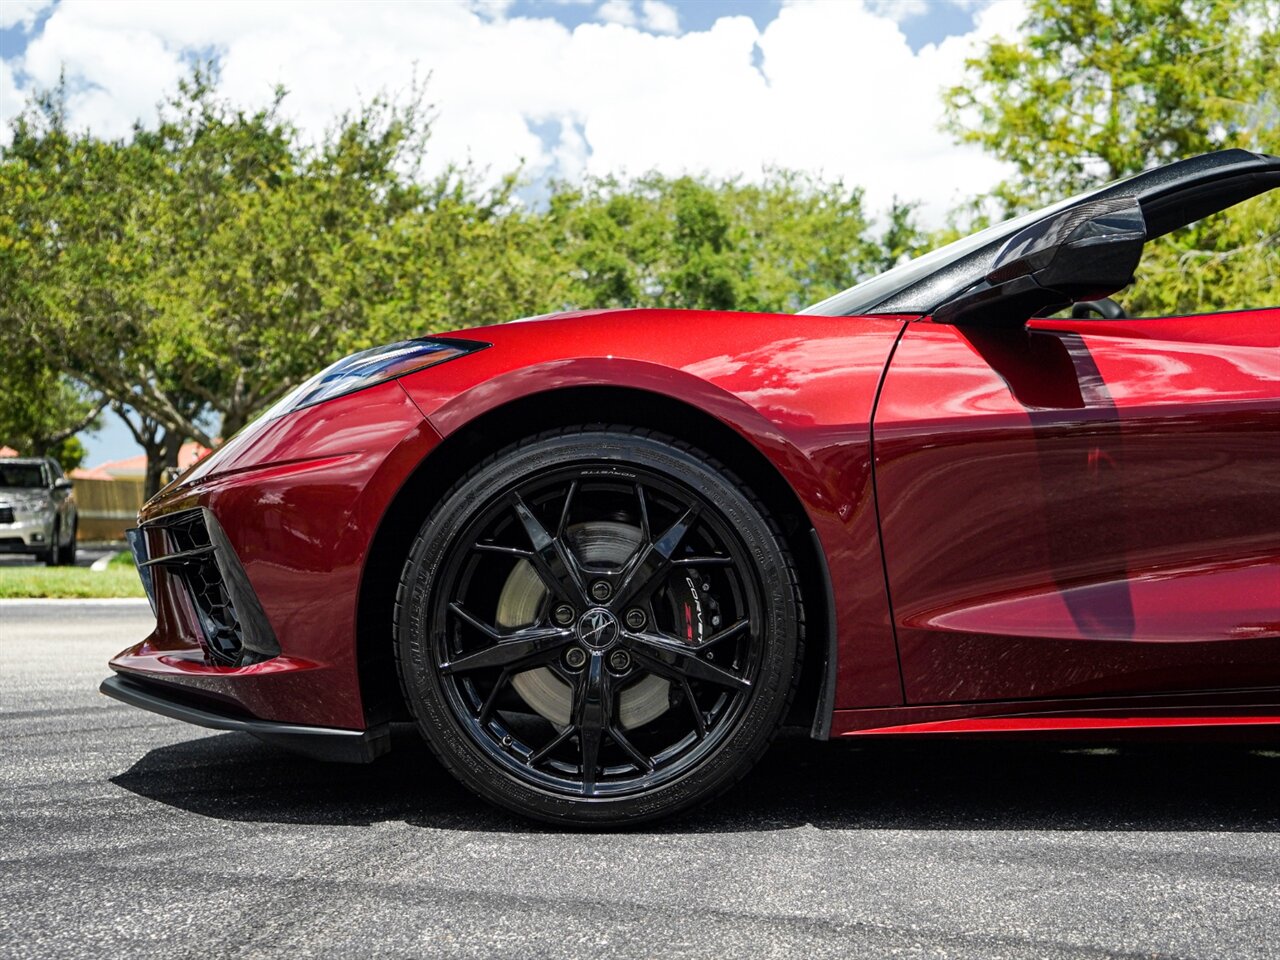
[0,597,152,606]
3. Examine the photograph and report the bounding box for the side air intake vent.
[141,509,279,667]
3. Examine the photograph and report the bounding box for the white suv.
[0,458,78,565]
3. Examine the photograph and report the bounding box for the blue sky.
[0,0,1017,464]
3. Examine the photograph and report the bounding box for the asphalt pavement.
[3,600,1279,960]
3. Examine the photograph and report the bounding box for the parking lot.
[3,600,1279,959]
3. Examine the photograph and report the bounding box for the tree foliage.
[944,0,1280,314]
[543,171,901,315]
[0,108,105,460]
[944,0,1279,200]
[0,351,102,462]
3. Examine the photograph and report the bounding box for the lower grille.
[164,512,245,665]
[140,509,278,667]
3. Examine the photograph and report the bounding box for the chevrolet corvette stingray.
[103,149,1280,824]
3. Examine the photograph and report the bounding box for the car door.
[873,307,1280,703]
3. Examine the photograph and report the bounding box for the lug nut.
[590,580,612,602]
[608,649,631,672]
[553,604,575,625]
[564,647,588,669]
[624,608,646,630]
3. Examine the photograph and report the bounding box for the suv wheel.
[44,525,62,567]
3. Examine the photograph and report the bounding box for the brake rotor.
[497,520,692,730]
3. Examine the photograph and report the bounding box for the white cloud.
[0,58,19,133]
[592,0,677,34]
[0,0,52,31]
[640,0,679,34]
[864,0,928,23]
[469,0,517,21]
[596,0,637,28]
[0,0,1024,226]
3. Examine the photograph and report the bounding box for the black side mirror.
[1071,298,1127,320]
[934,195,1147,327]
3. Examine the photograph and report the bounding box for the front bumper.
[0,510,54,551]
[105,377,443,750]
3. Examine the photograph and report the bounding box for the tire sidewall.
[396,430,800,825]
[63,524,77,565]
[45,524,61,567]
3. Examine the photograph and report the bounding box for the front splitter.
[100,673,390,764]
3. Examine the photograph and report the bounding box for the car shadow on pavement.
[110,726,1280,834]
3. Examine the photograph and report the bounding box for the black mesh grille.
[0,507,15,524]
[163,512,246,666]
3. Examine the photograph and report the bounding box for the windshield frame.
[800,149,1278,318]
[798,189,1100,317]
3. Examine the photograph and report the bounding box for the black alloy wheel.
[396,427,803,825]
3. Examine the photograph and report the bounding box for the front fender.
[397,309,909,709]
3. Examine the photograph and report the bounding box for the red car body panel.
[398,309,910,709]
[108,305,1280,741]
[113,309,913,727]
[874,308,1280,706]
[115,380,443,729]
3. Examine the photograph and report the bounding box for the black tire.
[59,523,77,566]
[44,525,62,566]
[395,427,803,826]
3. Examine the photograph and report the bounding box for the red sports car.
[103,150,1280,824]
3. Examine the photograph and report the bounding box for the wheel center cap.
[576,607,620,649]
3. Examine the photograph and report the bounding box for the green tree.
[0,355,102,460]
[945,0,1279,201]
[0,104,106,461]
[543,170,900,314]
[117,71,551,440]
[1,81,210,442]
[943,0,1280,313]
[2,71,439,465]
[47,436,88,473]
[137,73,437,439]
[1129,190,1280,314]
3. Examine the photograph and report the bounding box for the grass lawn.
[0,552,145,599]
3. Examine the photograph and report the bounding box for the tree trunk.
[142,428,183,501]
[219,411,246,442]
[142,440,166,501]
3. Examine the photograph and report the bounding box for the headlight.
[163,337,488,493]
[262,337,489,421]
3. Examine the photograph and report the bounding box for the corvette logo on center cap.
[577,608,619,649]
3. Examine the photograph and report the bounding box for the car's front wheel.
[43,523,62,566]
[395,427,803,825]
[55,521,77,566]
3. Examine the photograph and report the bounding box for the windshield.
[0,463,46,488]
[799,183,1122,317]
